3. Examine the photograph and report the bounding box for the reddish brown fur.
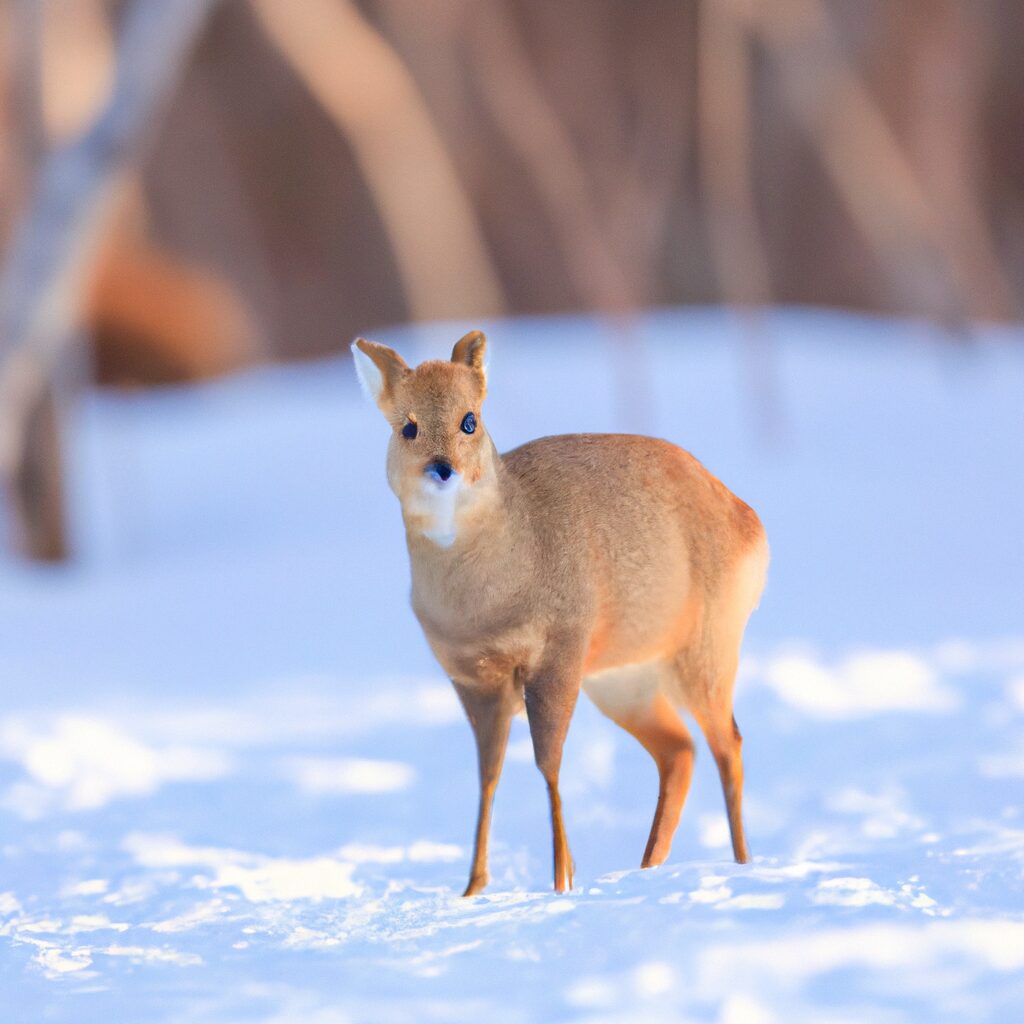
[353,331,768,894]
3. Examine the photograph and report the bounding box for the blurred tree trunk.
[0,0,216,560]
[11,381,67,561]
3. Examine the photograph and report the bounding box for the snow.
[1,307,1023,1022]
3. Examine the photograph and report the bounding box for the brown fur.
[353,331,768,894]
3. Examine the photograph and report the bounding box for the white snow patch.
[202,858,360,903]
[123,834,253,870]
[902,885,938,911]
[284,756,416,795]
[716,893,786,911]
[34,945,93,976]
[690,876,733,905]
[578,733,616,788]
[812,877,896,907]
[336,843,407,864]
[761,649,957,718]
[66,914,130,933]
[334,840,461,864]
[506,737,536,763]
[148,899,229,933]
[0,892,22,916]
[283,926,343,950]
[564,961,676,1011]
[101,944,201,967]
[123,834,361,902]
[61,879,109,898]
[826,786,925,839]
[407,841,462,863]
[746,861,846,882]
[631,960,675,996]
[690,886,732,905]
[0,716,231,817]
[719,994,777,1024]
[102,876,168,907]
[401,939,484,977]
[545,899,575,916]
[951,826,1024,861]
[698,813,731,849]
[564,976,616,1009]
[16,918,62,933]
[563,731,617,795]
[123,832,463,908]
[697,920,1024,994]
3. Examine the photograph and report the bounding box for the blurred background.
[2,0,1024,560]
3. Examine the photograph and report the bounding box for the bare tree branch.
[752,0,1015,324]
[252,0,506,323]
[469,0,635,312]
[698,0,781,441]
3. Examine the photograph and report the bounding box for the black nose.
[425,460,453,482]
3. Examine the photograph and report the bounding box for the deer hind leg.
[689,535,767,865]
[684,648,750,864]
[695,708,749,863]
[453,680,519,896]
[584,664,695,868]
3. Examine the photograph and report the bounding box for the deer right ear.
[451,329,487,395]
[351,338,409,411]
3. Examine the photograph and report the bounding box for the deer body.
[353,331,767,895]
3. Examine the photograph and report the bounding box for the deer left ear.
[351,338,409,412]
[451,330,487,395]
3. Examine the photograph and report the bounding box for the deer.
[351,330,768,895]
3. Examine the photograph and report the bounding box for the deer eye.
[401,421,418,440]
[460,412,476,434]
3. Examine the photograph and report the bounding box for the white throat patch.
[407,473,464,548]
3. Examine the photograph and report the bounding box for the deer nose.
[425,460,454,483]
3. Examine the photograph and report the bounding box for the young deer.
[352,330,768,895]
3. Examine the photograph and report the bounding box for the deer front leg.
[453,680,517,896]
[523,657,582,893]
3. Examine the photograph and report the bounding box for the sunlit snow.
[1,309,1022,1022]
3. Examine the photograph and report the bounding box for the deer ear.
[352,338,409,411]
[451,330,487,394]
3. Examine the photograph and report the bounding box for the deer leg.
[628,694,696,868]
[694,707,749,864]
[524,661,581,893]
[453,681,517,896]
[586,677,695,868]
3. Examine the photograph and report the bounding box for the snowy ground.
[1,308,1023,1023]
